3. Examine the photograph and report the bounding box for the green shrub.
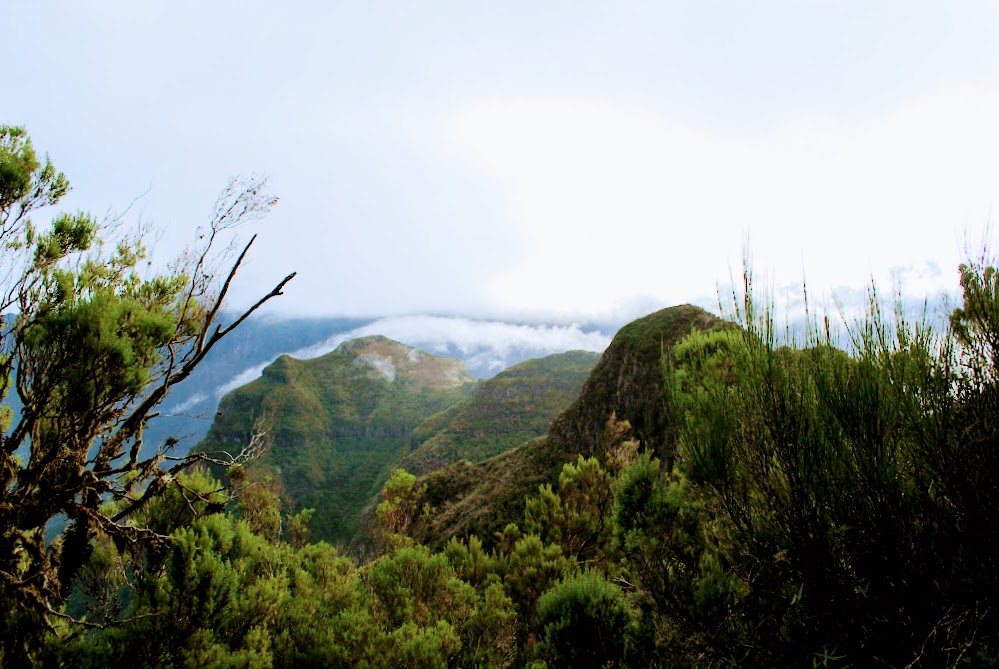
[536,570,636,668]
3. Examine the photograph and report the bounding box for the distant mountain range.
[146,313,613,460]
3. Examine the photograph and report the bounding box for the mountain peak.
[338,335,473,390]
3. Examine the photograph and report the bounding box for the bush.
[648,261,999,666]
[536,570,636,668]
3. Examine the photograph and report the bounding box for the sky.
[7,1,999,328]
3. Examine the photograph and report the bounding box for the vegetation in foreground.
[2,126,998,667]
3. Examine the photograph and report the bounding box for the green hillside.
[548,303,726,466]
[195,335,477,545]
[399,350,600,475]
[407,305,725,547]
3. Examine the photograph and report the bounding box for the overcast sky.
[8,1,999,324]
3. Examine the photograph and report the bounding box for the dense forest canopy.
[2,127,998,668]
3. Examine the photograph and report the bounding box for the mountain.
[144,313,613,459]
[144,315,371,457]
[547,303,724,466]
[398,350,600,475]
[408,304,725,548]
[195,336,477,545]
[191,306,717,549]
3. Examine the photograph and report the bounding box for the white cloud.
[216,365,273,399]
[445,91,998,319]
[169,392,209,414]
[357,353,397,382]
[355,315,611,358]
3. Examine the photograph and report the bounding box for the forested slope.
[399,350,599,475]
[194,335,477,545]
[405,304,724,548]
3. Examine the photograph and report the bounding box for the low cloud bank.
[169,392,209,415]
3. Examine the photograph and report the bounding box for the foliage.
[502,532,578,654]
[535,570,637,669]
[0,126,293,665]
[548,305,724,467]
[411,306,723,552]
[373,468,424,551]
[410,437,567,550]
[613,451,741,664]
[524,455,616,568]
[639,266,999,666]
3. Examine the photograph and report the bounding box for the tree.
[373,468,424,551]
[0,125,295,664]
[524,456,616,568]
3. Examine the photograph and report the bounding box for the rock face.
[408,305,726,548]
[399,350,600,475]
[196,336,477,546]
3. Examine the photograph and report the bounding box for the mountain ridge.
[400,349,600,475]
[406,304,726,547]
[195,336,477,544]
